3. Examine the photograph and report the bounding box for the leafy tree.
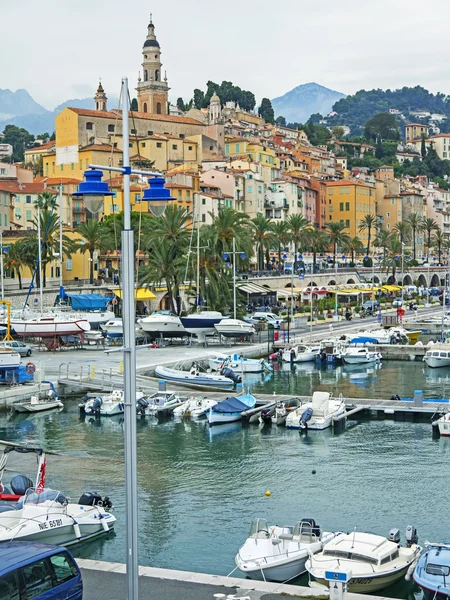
[176,97,186,112]
[386,236,402,280]
[304,228,329,273]
[374,230,393,264]
[407,212,425,259]
[270,221,290,267]
[193,88,206,109]
[393,221,411,245]
[332,126,345,140]
[208,207,252,260]
[76,220,110,283]
[423,218,439,256]
[252,214,273,270]
[275,116,286,126]
[130,98,138,111]
[192,81,256,112]
[24,156,43,177]
[36,191,57,210]
[421,135,427,158]
[36,133,50,142]
[258,98,275,124]
[358,213,378,254]
[344,236,365,265]
[287,214,309,270]
[375,139,383,160]
[3,240,27,289]
[432,229,446,264]
[1,124,35,162]
[326,221,350,265]
[364,112,399,142]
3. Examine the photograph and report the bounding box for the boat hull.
[180,315,225,336]
[238,554,308,582]
[11,319,90,337]
[282,351,317,363]
[208,411,243,425]
[424,357,450,368]
[13,401,63,413]
[343,355,380,365]
[208,358,265,373]
[155,366,235,388]
[140,315,187,338]
[312,563,411,594]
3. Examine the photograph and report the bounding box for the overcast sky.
[3,0,450,110]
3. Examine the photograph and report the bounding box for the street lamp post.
[223,238,246,319]
[401,243,405,304]
[73,77,174,600]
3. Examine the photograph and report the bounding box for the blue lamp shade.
[240,252,246,259]
[395,255,399,260]
[298,254,303,260]
[223,253,229,260]
[73,169,113,215]
[282,253,287,259]
[142,177,175,217]
[378,256,382,261]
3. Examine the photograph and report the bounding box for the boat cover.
[67,294,112,311]
[212,396,254,413]
[350,336,378,344]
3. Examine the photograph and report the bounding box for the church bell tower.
[136,15,169,115]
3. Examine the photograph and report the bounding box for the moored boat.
[172,397,218,418]
[13,395,63,413]
[155,364,240,388]
[0,443,46,505]
[236,517,336,582]
[208,353,270,373]
[424,349,450,368]
[342,347,382,365]
[136,391,182,415]
[82,390,147,416]
[207,393,256,425]
[0,347,21,368]
[432,411,450,436]
[285,392,345,430]
[282,345,319,363]
[306,528,421,593]
[414,543,450,600]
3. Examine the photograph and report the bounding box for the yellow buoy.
[265,490,271,497]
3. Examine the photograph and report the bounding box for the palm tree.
[374,230,393,265]
[270,220,291,268]
[432,229,446,264]
[304,228,329,273]
[423,218,439,257]
[393,221,411,245]
[208,207,253,262]
[76,220,110,284]
[35,191,57,210]
[252,214,273,270]
[406,212,425,260]
[326,221,350,265]
[358,214,378,255]
[287,214,310,270]
[344,236,365,265]
[3,240,27,289]
[386,237,402,281]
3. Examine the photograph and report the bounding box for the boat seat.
[278,533,294,541]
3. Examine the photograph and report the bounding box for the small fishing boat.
[282,345,319,363]
[214,318,256,338]
[13,394,63,414]
[236,517,336,582]
[260,399,299,426]
[0,488,115,546]
[155,364,240,388]
[414,543,450,600]
[432,411,450,436]
[0,346,21,368]
[0,443,46,505]
[139,311,188,339]
[207,393,256,425]
[424,349,450,368]
[10,315,91,337]
[306,527,421,593]
[208,353,271,374]
[342,347,382,365]
[285,392,345,430]
[136,391,181,415]
[355,327,420,345]
[316,338,348,364]
[82,390,147,416]
[172,397,218,418]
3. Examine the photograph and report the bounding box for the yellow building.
[326,180,376,244]
[43,145,122,181]
[405,123,429,143]
[24,140,56,165]
[129,135,199,171]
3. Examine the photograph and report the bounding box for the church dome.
[143,39,160,47]
[210,92,220,103]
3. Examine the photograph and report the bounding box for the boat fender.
[405,557,419,581]
[100,514,110,532]
[25,362,36,374]
[73,521,81,539]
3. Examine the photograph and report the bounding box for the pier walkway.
[77,558,390,600]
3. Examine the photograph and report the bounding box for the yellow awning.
[383,285,402,292]
[113,288,156,300]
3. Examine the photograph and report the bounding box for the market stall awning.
[237,282,274,296]
[113,288,156,301]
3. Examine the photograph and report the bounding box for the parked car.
[0,542,83,600]
[0,341,32,357]
[362,300,379,312]
[392,298,403,308]
[251,313,283,329]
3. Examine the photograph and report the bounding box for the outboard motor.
[91,397,103,416]
[405,525,418,547]
[79,491,113,509]
[299,407,313,430]
[10,475,33,496]
[299,518,321,538]
[389,528,401,544]
[260,407,274,425]
[221,367,242,384]
[136,397,150,416]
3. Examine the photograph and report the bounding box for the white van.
[252,312,283,329]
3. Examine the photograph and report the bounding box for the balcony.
[264,198,288,210]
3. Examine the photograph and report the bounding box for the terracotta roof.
[376,165,394,169]
[429,133,450,139]
[0,182,46,194]
[326,179,373,188]
[45,177,82,185]
[25,140,55,153]
[66,107,204,126]
[406,123,429,127]
[165,184,193,190]
[80,144,122,153]
[225,137,248,143]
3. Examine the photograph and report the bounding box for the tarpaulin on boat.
[65,294,112,311]
[212,397,252,413]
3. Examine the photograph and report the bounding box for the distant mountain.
[272,82,345,124]
[0,90,119,135]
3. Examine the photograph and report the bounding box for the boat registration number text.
[355,578,373,585]
[39,519,63,530]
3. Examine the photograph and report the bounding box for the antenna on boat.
[351,526,356,549]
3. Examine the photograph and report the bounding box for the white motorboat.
[0,488,116,546]
[0,443,47,504]
[172,397,218,418]
[424,349,450,368]
[180,311,228,342]
[102,318,145,340]
[432,412,450,436]
[0,346,21,368]
[353,327,420,346]
[207,393,256,425]
[208,353,270,374]
[11,315,91,338]
[259,399,300,426]
[155,364,240,388]
[13,393,63,414]
[83,390,147,416]
[50,308,115,329]
[136,391,182,415]
[139,311,188,339]
[282,345,320,363]
[214,318,256,338]
[236,518,337,582]
[306,528,421,593]
[285,392,346,430]
[343,347,382,365]
[316,338,349,363]
[413,542,450,600]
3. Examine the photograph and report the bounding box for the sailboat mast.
[196,215,200,312]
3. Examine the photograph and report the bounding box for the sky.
[3,0,450,110]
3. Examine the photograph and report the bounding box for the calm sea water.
[1,361,450,597]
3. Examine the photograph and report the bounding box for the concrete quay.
[77,558,393,600]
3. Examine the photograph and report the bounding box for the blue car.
[0,542,82,599]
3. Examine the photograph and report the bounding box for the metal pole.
[401,243,405,304]
[121,77,139,600]
[0,231,4,301]
[233,237,237,320]
[59,182,63,294]
[290,243,294,321]
[37,206,43,312]
[334,247,338,320]
[196,204,200,311]
[310,291,313,342]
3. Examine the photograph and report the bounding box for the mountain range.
[271,82,346,124]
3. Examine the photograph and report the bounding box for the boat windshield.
[426,564,450,576]
[21,488,67,507]
[249,518,269,537]
[323,550,378,565]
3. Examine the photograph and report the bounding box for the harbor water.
[1,360,450,597]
